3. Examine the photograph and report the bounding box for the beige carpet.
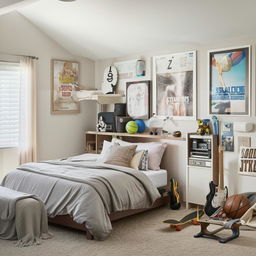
[1,206,256,256]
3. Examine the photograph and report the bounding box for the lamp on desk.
[146,113,164,135]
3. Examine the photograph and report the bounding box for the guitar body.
[204,146,228,217]
[204,181,219,216]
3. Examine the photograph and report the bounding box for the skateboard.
[163,210,204,231]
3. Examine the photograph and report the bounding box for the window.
[0,61,20,148]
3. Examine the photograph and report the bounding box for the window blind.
[0,61,20,148]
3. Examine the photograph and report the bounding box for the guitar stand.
[194,219,241,243]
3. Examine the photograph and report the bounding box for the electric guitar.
[204,146,228,216]
[168,178,181,210]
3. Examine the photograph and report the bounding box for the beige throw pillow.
[104,144,137,168]
[130,151,144,170]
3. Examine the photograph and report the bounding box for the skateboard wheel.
[192,220,199,225]
[175,226,183,231]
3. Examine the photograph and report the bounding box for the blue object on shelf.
[135,119,146,133]
[211,116,219,135]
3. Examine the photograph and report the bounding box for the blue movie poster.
[210,47,249,115]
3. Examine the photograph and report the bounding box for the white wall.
[95,36,256,198]
[0,12,97,179]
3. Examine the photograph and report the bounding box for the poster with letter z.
[153,51,196,120]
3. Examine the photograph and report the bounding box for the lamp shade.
[146,114,164,128]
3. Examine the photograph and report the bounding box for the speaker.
[114,103,126,116]
[115,116,132,133]
[136,60,145,77]
[97,112,116,132]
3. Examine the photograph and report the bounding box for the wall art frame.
[126,80,150,119]
[51,59,80,114]
[208,45,251,116]
[152,51,197,120]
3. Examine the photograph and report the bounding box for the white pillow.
[137,142,167,170]
[98,140,112,162]
[111,138,167,170]
[111,138,130,146]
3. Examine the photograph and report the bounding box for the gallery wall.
[95,36,256,197]
[0,12,97,179]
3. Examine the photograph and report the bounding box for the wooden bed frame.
[48,187,169,239]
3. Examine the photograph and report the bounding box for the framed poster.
[126,81,150,119]
[209,46,250,116]
[51,59,80,114]
[153,51,196,120]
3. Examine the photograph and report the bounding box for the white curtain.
[19,57,37,164]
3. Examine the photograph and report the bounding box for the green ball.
[126,121,138,134]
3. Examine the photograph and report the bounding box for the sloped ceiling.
[0,0,38,15]
[7,0,256,59]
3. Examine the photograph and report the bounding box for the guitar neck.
[218,146,224,190]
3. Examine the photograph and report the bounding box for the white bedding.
[141,170,167,188]
[74,154,168,188]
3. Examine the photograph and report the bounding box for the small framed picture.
[209,46,250,116]
[126,81,150,119]
[51,59,80,114]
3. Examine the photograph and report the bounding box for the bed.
[1,152,169,240]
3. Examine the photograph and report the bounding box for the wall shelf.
[86,131,186,140]
[77,92,125,104]
[85,131,186,154]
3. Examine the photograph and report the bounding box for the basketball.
[135,119,145,133]
[224,194,251,219]
[126,121,138,134]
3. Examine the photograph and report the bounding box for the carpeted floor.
[1,206,256,256]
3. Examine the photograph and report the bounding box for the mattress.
[141,169,167,188]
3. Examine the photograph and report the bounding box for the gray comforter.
[1,154,160,240]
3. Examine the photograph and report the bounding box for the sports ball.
[224,194,250,219]
[135,119,145,133]
[126,121,138,134]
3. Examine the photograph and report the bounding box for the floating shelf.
[86,131,186,141]
[77,93,125,104]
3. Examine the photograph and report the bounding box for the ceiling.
[4,0,256,60]
[0,0,38,15]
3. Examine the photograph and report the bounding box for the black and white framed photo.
[209,46,250,116]
[152,51,196,120]
[126,80,150,119]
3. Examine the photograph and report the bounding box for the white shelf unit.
[186,133,219,208]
